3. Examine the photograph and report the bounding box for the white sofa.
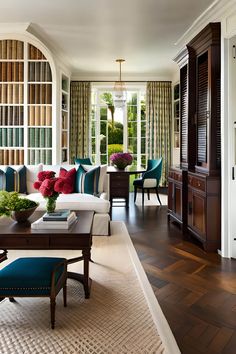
[24,164,110,236]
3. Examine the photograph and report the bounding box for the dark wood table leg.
[67,248,91,299]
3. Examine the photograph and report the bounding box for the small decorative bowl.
[11,205,39,223]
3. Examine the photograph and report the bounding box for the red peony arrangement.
[33,168,76,213]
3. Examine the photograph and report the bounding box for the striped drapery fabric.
[70,82,91,163]
[146,82,172,186]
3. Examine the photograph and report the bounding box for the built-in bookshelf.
[0,40,53,165]
[61,74,69,163]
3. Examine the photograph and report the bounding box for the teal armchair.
[133,158,163,206]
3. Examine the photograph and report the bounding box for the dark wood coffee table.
[0,210,94,299]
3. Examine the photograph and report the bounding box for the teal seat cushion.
[0,257,66,296]
[74,157,92,165]
[133,178,143,187]
[75,164,100,195]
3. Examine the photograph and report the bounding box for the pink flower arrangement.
[110,152,133,170]
[34,171,59,198]
[33,169,76,213]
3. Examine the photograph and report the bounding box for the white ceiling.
[0,0,215,80]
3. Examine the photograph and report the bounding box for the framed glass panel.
[128,122,137,137]
[128,138,137,154]
[127,92,137,105]
[100,107,107,120]
[127,106,137,121]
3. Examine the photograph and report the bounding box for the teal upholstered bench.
[0,257,67,329]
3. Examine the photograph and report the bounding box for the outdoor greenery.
[0,191,38,217]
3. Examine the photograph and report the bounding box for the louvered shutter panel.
[197,52,208,165]
[180,65,188,164]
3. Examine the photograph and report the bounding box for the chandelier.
[113,59,126,108]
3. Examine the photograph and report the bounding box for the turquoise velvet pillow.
[75,165,100,195]
[74,157,92,165]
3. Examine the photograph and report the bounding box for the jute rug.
[0,221,179,354]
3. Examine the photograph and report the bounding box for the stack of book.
[31,210,77,230]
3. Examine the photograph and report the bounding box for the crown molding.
[26,23,72,75]
[0,22,30,33]
[175,0,236,48]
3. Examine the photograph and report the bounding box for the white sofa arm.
[103,173,110,201]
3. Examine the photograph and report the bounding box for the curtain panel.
[70,82,91,163]
[146,81,172,186]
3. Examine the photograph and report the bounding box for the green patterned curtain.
[70,82,91,163]
[146,82,172,186]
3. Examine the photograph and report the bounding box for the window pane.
[141,138,146,153]
[100,92,113,106]
[127,106,137,121]
[91,121,96,137]
[128,138,137,154]
[128,122,137,137]
[92,138,96,154]
[127,92,137,105]
[141,122,146,137]
[101,154,107,164]
[100,121,107,136]
[100,107,107,120]
[141,155,147,168]
[132,155,137,166]
[141,105,146,120]
[91,105,96,120]
[91,154,96,164]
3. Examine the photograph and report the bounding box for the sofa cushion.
[81,164,107,193]
[26,192,110,214]
[0,165,27,193]
[74,157,92,165]
[75,165,100,195]
[26,164,43,194]
[54,167,76,194]
[42,165,78,177]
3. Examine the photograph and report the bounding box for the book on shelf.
[31,212,77,230]
[43,209,71,221]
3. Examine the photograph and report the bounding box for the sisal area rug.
[0,221,179,354]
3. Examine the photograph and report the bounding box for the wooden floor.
[111,193,236,354]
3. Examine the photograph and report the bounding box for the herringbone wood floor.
[111,194,236,354]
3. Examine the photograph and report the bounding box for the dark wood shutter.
[180,65,188,164]
[197,52,208,165]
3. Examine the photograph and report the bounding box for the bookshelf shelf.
[0,39,53,165]
[61,73,69,163]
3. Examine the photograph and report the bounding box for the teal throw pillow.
[0,165,27,193]
[74,157,92,165]
[75,165,100,195]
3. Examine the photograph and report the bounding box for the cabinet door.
[168,180,173,211]
[192,192,206,236]
[174,183,182,217]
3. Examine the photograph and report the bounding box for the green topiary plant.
[0,191,38,217]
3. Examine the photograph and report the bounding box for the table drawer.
[0,237,49,249]
[110,180,129,188]
[49,237,89,249]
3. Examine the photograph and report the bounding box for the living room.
[0,0,236,353]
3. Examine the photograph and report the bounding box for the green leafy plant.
[0,191,38,217]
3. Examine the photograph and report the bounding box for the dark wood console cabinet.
[187,172,220,251]
[169,23,221,252]
[168,167,187,228]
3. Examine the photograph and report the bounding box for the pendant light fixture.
[113,59,126,108]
